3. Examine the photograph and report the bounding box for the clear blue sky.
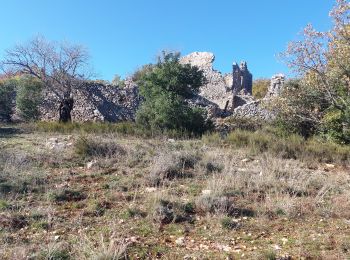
[0,0,335,81]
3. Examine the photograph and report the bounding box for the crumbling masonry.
[36,52,284,122]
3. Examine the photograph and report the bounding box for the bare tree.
[279,0,350,112]
[0,36,91,122]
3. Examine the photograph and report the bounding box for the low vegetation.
[0,123,349,259]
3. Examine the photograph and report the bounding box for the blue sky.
[0,0,335,81]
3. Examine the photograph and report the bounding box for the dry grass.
[1,125,350,259]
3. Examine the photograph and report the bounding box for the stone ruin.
[179,52,255,114]
[180,52,284,121]
[35,51,285,123]
[266,73,285,97]
[39,79,141,122]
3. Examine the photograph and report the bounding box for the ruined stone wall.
[180,52,233,111]
[230,73,286,120]
[36,52,284,124]
[232,62,253,95]
[266,74,285,97]
[231,100,276,121]
[39,81,141,122]
[180,52,254,114]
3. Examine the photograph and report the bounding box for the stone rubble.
[39,80,141,122]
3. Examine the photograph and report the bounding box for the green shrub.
[148,151,200,186]
[50,189,86,202]
[120,207,147,219]
[226,129,250,147]
[0,79,15,121]
[321,109,350,144]
[195,194,231,215]
[205,161,223,174]
[152,199,194,225]
[15,76,43,121]
[0,199,9,210]
[221,216,238,230]
[252,78,270,99]
[135,51,211,135]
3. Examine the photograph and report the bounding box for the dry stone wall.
[39,81,140,122]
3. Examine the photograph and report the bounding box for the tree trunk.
[58,97,74,123]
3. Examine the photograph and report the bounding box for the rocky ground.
[0,124,349,259]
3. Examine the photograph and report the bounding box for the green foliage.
[321,109,350,144]
[278,2,350,144]
[221,217,238,230]
[15,76,43,121]
[139,51,204,98]
[252,78,269,99]
[273,79,324,138]
[0,79,15,121]
[136,92,208,134]
[136,51,210,135]
[50,189,86,202]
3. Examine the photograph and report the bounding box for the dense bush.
[15,76,43,121]
[252,78,270,99]
[135,51,211,135]
[278,1,350,144]
[0,79,15,121]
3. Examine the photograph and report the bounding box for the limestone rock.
[180,52,215,70]
[180,52,232,111]
[39,81,141,122]
[266,74,285,97]
[175,237,185,246]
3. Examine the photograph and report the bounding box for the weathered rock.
[180,52,232,111]
[180,52,253,115]
[231,99,275,121]
[232,61,253,95]
[39,81,141,122]
[179,52,215,70]
[266,74,285,97]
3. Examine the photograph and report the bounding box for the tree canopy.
[277,0,350,143]
[135,51,210,135]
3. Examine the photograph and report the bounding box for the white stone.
[145,187,157,193]
[86,160,98,169]
[175,237,185,246]
[201,189,212,195]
